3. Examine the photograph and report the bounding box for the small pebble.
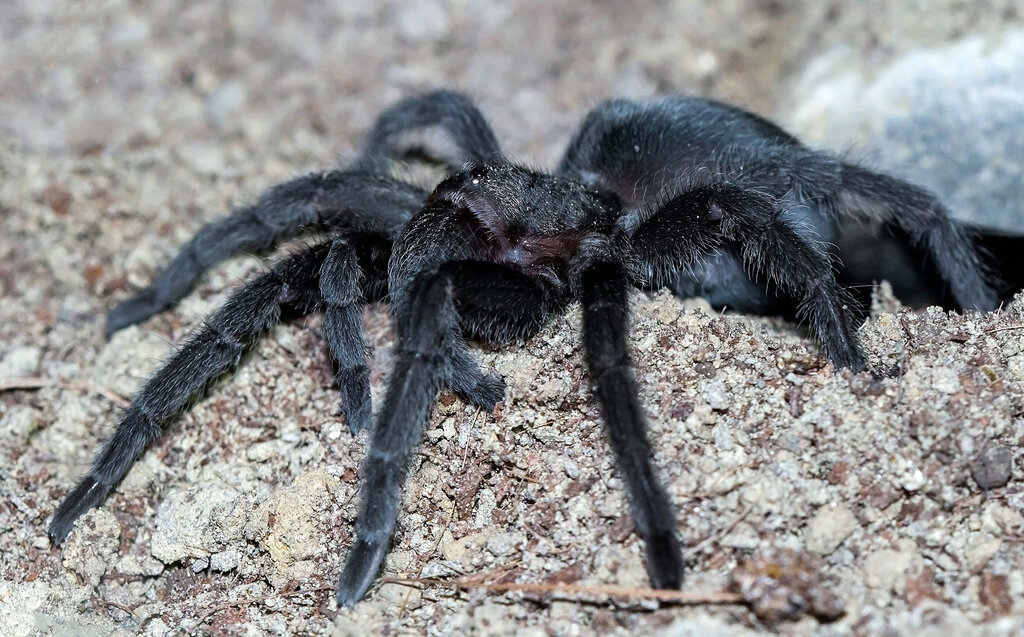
[970,442,1013,489]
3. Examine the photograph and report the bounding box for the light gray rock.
[788,31,1024,231]
[150,480,246,564]
[805,503,858,555]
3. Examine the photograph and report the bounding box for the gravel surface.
[2,2,1023,635]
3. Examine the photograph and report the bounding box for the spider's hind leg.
[50,241,334,544]
[837,162,999,311]
[355,90,503,172]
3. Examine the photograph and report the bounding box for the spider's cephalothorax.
[49,90,1000,606]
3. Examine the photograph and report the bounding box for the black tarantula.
[49,90,1001,606]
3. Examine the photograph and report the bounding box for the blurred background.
[2,0,1022,228]
[2,2,1023,635]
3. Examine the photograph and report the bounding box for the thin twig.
[0,376,130,407]
[984,324,1024,335]
[690,504,753,556]
[379,576,743,604]
[102,598,139,615]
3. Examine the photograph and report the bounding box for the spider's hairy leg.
[443,345,506,411]
[321,236,377,434]
[630,185,866,371]
[442,260,561,409]
[355,90,502,171]
[334,259,545,605]
[106,172,425,335]
[837,162,999,311]
[335,269,456,606]
[49,243,331,545]
[579,260,683,590]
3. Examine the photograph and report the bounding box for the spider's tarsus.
[462,372,506,412]
[645,530,685,591]
[105,293,163,337]
[336,366,372,435]
[443,339,508,411]
[335,538,389,607]
[48,475,111,545]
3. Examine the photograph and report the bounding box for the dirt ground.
[1,2,1023,635]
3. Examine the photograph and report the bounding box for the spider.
[49,90,999,606]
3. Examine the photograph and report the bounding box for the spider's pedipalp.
[444,344,507,412]
[106,171,425,335]
[441,260,563,409]
[444,260,561,342]
[321,237,374,434]
[579,260,683,590]
[50,242,332,544]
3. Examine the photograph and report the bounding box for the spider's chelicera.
[49,91,998,606]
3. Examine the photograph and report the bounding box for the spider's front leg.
[106,172,425,335]
[334,270,453,606]
[577,259,684,590]
[335,260,554,606]
[629,184,866,371]
[50,241,342,543]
